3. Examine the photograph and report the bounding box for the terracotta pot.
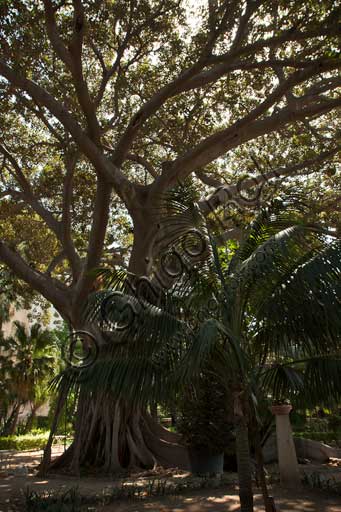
[271,404,292,415]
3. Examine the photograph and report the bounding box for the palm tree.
[0,322,58,435]
[59,197,341,511]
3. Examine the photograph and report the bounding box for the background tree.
[0,0,340,471]
[0,321,58,435]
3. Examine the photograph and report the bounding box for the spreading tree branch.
[0,240,69,316]
[199,145,341,214]
[43,0,101,142]
[0,60,133,205]
[156,88,341,190]
[0,143,61,235]
[74,178,112,308]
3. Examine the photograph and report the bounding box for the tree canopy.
[0,0,340,324]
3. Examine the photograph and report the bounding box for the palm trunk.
[254,427,276,512]
[38,385,69,476]
[235,421,254,512]
[234,392,254,512]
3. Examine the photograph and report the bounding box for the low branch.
[195,170,222,188]
[43,0,101,143]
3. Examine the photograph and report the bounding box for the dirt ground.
[100,488,341,512]
[0,446,340,511]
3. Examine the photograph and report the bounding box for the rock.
[295,438,341,463]
[263,434,341,464]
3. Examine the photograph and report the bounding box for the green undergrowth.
[25,474,236,511]
[0,433,50,451]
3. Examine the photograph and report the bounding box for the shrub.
[36,416,50,430]
[0,433,49,451]
[290,411,306,430]
[25,487,82,512]
[177,372,234,454]
[306,418,329,433]
[327,415,341,432]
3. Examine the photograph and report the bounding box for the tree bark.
[254,424,276,512]
[38,384,69,476]
[48,393,189,473]
[234,393,254,512]
[235,421,254,512]
[44,217,190,474]
[24,404,40,434]
[2,403,21,436]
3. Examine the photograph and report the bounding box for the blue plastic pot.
[188,448,224,474]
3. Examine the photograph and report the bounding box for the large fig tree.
[0,0,340,472]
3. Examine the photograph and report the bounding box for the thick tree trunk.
[44,216,190,474]
[48,393,189,474]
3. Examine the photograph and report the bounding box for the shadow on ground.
[100,487,341,512]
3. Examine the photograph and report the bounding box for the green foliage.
[292,414,341,435]
[24,475,233,511]
[64,196,341,438]
[303,471,341,495]
[294,431,341,445]
[25,487,82,512]
[36,416,50,431]
[177,372,234,453]
[0,0,340,318]
[0,432,50,451]
[0,321,61,435]
[305,418,329,433]
[328,415,341,432]
[290,409,307,430]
